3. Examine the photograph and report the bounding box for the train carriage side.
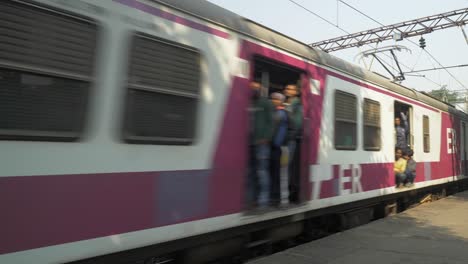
[0,0,250,263]
[221,26,468,218]
[1,0,468,263]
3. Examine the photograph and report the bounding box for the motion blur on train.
[1,0,468,263]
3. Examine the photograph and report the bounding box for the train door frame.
[298,73,311,204]
[408,107,414,148]
[462,121,467,175]
[250,55,306,205]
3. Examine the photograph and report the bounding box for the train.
[1,0,468,263]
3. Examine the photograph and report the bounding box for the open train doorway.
[252,56,302,96]
[394,101,413,151]
[462,122,467,176]
[245,55,304,210]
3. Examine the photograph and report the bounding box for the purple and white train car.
[1,0,467,263]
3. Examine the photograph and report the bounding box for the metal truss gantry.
[310,7,468,52]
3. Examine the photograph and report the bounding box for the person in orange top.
[394,147,407,188]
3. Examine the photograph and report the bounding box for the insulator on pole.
[419,37,426,49]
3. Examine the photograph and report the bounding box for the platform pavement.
[248,191,468,264]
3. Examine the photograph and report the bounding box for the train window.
[0,1,97,141]
[363,98,381,151]
[423,115,430,152]
[334,90,357,150]
[123,34,201,145]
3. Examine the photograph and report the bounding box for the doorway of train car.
[246,55,305,209]
[461,122,467,175]
[394,101,413,151]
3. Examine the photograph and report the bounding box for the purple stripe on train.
[156,170,210,226]
[0,170,213,255]
[114,0,230,39]
[424,162,432,181]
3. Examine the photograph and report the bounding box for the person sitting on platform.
[394,147,407,188]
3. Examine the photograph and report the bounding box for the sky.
[207,0,468,93]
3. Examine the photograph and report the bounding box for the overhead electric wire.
[421,50,468,90]
[286,0,404,77]
[338,0,468,90]
[287,0,348,34]
[411,49,423,71]
[338,0,448,88]
[338,0,382,26]
[287,0,445,88]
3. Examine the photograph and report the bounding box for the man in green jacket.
[284,84,303,203]
[247,81,273,209]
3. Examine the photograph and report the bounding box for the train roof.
[157,0,465,117]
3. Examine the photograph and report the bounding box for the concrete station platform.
[249,191,468,264]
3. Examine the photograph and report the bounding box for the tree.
[428,87,460,103]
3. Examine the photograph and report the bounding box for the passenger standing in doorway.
[247,81,273,210]
[284,84,303,203]
[395,111,409,150]
[270,92,289,207]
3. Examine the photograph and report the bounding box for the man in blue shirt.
[395,111,409,150]
[284,84,303,203]
[270,92,288,206]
